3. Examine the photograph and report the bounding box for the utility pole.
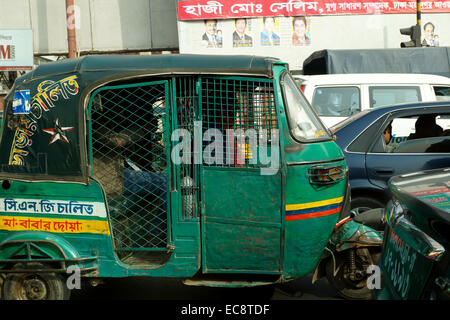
[417,0,421,44]
[66,0,77,58]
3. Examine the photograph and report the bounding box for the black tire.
[0,273,5,300]
[326,251,374,300]
[3,262,70,300]
[350,196,384,216]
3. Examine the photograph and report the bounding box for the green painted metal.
[378,200,447,299]
[202,168,282,273]
[271,65,348,280]
[0,232,81,260]
[0,55,349,288]
[195,75,284,273]
[329,219,382,252]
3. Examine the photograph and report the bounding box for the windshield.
[282,72,330,141]
[312,86,360,117]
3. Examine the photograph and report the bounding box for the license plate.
[382,228,434,299]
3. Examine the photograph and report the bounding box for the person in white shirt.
[422,22,435,47]
[202,19,221,48]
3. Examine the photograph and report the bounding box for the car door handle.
[374,167,394,175]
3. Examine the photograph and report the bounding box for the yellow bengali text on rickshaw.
[0,216,110,235]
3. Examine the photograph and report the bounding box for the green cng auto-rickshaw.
[0,55,350,300]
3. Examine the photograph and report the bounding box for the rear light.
[300,85,306,92]
[307,165,346,185]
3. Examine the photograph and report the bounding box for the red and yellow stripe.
[285,196,344,221]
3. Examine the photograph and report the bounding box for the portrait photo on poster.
[233,18,253,47]
[201,19,223,48]
[292,16,311,46]
[422,21,439,47]
[260,17,280,46]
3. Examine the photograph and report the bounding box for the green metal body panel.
[0,179,201,278]
[0,55,349,285]
[375,169,450,300]
[272,65,348,280]
[202,167,282,273]
[0,180,109,274]
[0,231,82,265]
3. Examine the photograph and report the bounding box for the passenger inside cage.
[90,93,167,207]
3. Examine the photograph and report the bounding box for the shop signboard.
[0,30,33,71]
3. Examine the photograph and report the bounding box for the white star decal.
[42,118,74,145]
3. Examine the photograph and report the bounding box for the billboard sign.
[0,30,33,71]
[177,0,450,20]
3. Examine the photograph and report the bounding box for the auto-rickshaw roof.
[18,54,282,85]
[390,167,450,217]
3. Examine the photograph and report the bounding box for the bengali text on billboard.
[177,0,450,20]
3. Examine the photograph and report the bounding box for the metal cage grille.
[201,77,278,167]
[87,76,278,254]
[173,77,200,219]
[89,81,169,251]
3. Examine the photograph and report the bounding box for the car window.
[395,136,450,153]
[346,114,387,153]
[371,113,450,153]
[434,86,450,101]
[369,86,421,108]
[312,86,360,117]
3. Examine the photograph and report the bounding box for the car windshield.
[282,73,330,141]
[312,86,361,117]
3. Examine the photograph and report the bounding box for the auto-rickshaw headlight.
[307,165,346,185]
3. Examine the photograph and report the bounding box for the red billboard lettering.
[0,45,11,59]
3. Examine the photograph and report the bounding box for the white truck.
[294,73,450,129]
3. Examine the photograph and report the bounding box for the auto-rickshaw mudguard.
[0,231,95,272]
[331,219,383,252]
[312,219,382,283]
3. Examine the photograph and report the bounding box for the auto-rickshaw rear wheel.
[3,262,70,300]
[325,249,380,300]
[0,272,5,300]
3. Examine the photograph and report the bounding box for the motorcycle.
[313,208,385,299]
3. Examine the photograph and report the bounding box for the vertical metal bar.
[87,96,94,176]
[26,242,31,260]
[170,77,180,218]
[164,81,172,245]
